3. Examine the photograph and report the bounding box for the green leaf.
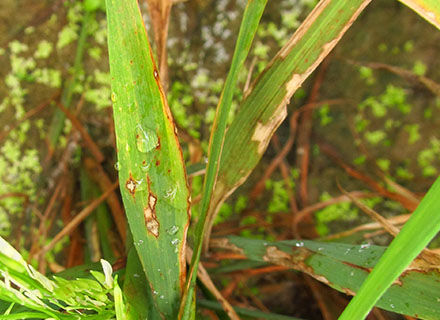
[123,247,150,320]
[204,0,372,247]
[48,8,95,148]
[105,0,190,318]
[217,236,440,319]
[114,276,125,320]
[340,176,440,319]
[179,0,267,318]
[0,312,52,320]
[0,236,119,319]
[398,0,440,30]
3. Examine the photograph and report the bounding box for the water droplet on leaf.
[135,178,146,191]
[166,226,179,235]
[165,187,177,200]
[114,162,120,171]
[135,124,159,153]
[141,162,150,172]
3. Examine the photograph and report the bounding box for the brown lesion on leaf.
[341,260,375,278]
[209,238,245,256]
[144,192,159,238]
[263,245,347,293]
[251,104,288,155]
[396,250,440,285]
[125,173,137,196]
[263,246,302,268]
[155,135,161,150]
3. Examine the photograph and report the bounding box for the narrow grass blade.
[80,168,116,261]
[0,237,119,319]
[0,313,52,320]
[106,0,191,318]
[48,7,96,149]
[123,247,150,320]
[113,277,125,320]
[214,235,440,319]
[398,0,440,30]
[339,177,440,319]
[179,1,267,318]
[205,0,372,244]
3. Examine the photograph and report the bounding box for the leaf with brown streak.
[146,0,172,91]
[215,236,440,319]
[106,0,191,318]
[203,0,373,250]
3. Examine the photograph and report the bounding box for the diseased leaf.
[204,0,372,247]
[340,177,440,319]
[106,0,190,318]
[212,236,440,320]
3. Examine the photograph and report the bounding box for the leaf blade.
[179,0,268,318]
[398,0,440,30]
[339,177,440,319]
[205,0,372,245]
[106,0,190,318]
[216,235,440,319]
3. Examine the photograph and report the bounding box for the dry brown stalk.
[146,0,172,92]
[318,141,419,211]
[39,181,119,256]
[56,102,105,163]
[0,91,60,144]
[84,157,127,244]
[186,247,240,320]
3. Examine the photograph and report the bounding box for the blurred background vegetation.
[0,0,439,318]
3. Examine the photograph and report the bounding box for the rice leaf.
[105,0,191,318]
[339,176,440,319]
[214,235,440,319]
[204,0,372,247]
[398,0,440,30]
[179,0,267,318]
